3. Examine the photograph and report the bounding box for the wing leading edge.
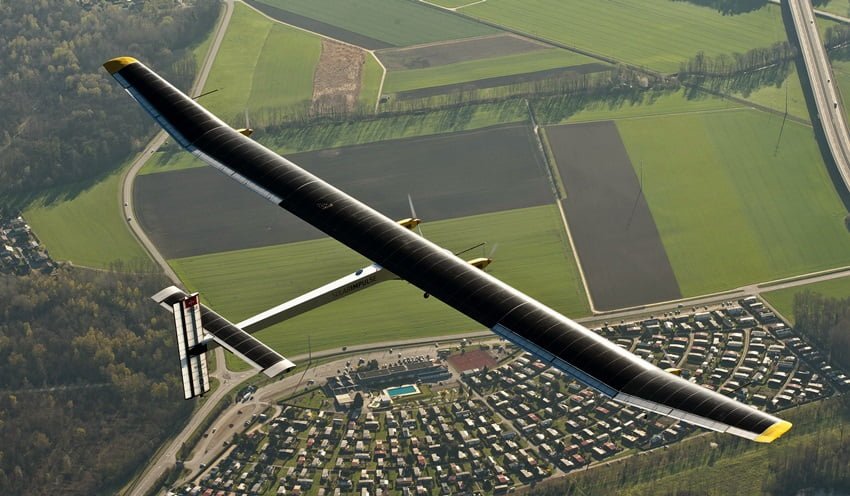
[104,57,791,443]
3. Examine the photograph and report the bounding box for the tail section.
[154,286,296,399]
[171,292,210,399]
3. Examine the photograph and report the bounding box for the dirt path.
[312,39,365,113]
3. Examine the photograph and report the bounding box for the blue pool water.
[386,385,418,397]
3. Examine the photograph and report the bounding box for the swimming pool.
[384,384,420,398]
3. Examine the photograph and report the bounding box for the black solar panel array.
[159,289,284,371]
[113,60,785,439]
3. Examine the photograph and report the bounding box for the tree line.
[792,290,850,371]
[0,0,219,201]
[0,267,193,495]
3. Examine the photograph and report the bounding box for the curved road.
[788,0,850,194]
[120,0,235,285]
[119,1,235,494]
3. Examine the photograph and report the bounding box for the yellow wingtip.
[103,56,139,74]
[754,420,792,443]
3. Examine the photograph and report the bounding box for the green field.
[536,88,743,125]
[23,166,152,270]
[255,0,497,46]
[616,109,850,296]
[140,100,529,175]
[359,52,384,110]
[732,64,810,123]
[199,2,321,122]
[814,0,849,17]
[428,0,477,7]
[463,0,789,73]
[382,48,597,94]
[831,58,850,121]
[169,205,589,369]
[763,275,850,324]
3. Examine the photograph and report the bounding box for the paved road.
[788,0,850,195]
[120,0,235,285]
[120,1,236,494]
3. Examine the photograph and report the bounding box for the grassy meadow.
[254,0,497,46]
[359,52,384,110]
[199,2,321,123]
[463,0,789,73]
[763,275,850,324]
[23,166,152,269]
[536,88,743,125]
[382,49,597,93]
[168,205,589,369]
[616,109,850,296]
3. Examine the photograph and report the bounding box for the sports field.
[198,2,321,122]
[763,276,850,324]
[24,166,152,270]
[463,0,789,73]
[382,49,599,94]
[170,205,589,369]
[135,124,551,258]
[617,109,850,296]
[251,0,497,47]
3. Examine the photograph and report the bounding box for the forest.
[793,290,850,371]
[0,0,219,201]
[0,267,193,495]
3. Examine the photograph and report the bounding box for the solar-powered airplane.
[104,57,791,443]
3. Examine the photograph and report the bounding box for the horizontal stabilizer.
[171,292,210,399]
[153,286,296,379]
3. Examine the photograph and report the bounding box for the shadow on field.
[669,0,767,16]
[682,60,794,99]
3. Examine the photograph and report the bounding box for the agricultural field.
[731,64,811,123]
[376,33,548,70]
[198,2,322,122]
[616,109,850,296]
[462,0,790,73]
[139,99,530,175]
[24,166,152,270]
[247,0,498,47]
[428,0,478,8]
[534,87,743,125]
[135,124,551,258]
[546,121,681,310]
[169,204,589,369]
[382,48,601,94]
[763,275,850,323]
[813,0,850,17]
[358,52,384,110]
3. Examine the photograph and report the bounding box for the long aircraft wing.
[104,57,791,443]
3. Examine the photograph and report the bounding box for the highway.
[788,0,850,194]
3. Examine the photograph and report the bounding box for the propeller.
[407,193,424,237]
[235,108,253,137]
